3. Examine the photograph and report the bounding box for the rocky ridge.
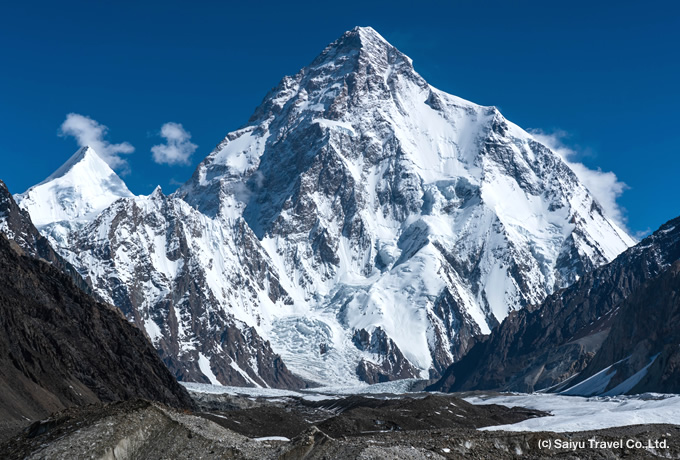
[64,187,307,388]
[0,180,90,293]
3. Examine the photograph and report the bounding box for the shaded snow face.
[19,27,635,386]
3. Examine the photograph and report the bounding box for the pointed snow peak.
[29,145,133,197]
[344,26,390,48]
[235,25,423,132]
[15,146,134,229]
[40,145,105,185]
[322,26,383,52]
[150,185,164,199]
[351,26,406,60]
[310,25,414,74]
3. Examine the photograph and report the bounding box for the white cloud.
[151,122,197,166]
[531,130,629,229]
[59,113,134,171]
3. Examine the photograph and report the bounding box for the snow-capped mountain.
[0,179,92,294]
[175,26,634,381]
[17,26,635,386]
[15,145,134,247]
[429,216,680,395]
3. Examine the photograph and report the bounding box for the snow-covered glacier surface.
[183,381,680,433]
[467,393,680,432]
[182,378,421,399]
[16,26,635,387]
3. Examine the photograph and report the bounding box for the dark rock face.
[0,180,90,294]
[0,233,194,430]
[429,216,680,393]
[565,258,680,394]
[352,327,421,383]
[427,271,490,372]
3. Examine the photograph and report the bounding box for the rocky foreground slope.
[0,180,90,293]
[2,394,678,460]
[16,26,634,386]
[429,216,680,394]
[0,193,193,440]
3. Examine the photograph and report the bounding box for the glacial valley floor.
[2,389,680,459]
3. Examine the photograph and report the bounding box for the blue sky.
[0,0,678,236]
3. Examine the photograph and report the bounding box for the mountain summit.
[19,27,635,386]
[310,26,410,72]
[15,146,133,246]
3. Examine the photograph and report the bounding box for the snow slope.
[58,187,304,388]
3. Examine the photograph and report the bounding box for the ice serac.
[14,145,134,247]
[176,26,634,383]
